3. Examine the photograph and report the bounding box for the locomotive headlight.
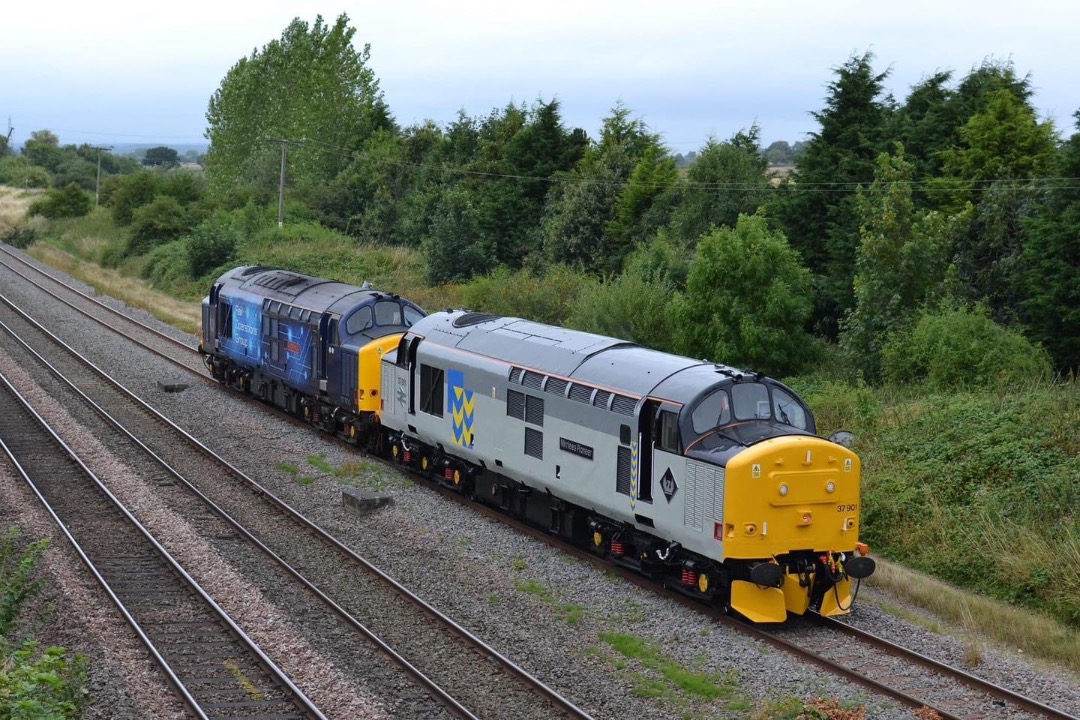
[778,484,789,496]
[826,481,836,493]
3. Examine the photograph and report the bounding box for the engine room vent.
[611,394,638,416]
[453,312,501,328]
[616,446,632,496]
[545,377,568,397]
[522,371,544,390]
[509,367,523,384]
[506,389,525,420]
[568,383,594,404]
[525,395,545,426]
[593,389,612,410]
[525,428,543,459]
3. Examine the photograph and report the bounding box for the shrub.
[27,184,91,219]
[566,266,675,350]
[1,226,37,249]
[127,195,193,256]
[0,157,50,188]
[159,170,206,205]
[458,265,593,325]
[186,216,240,277]
[881,306,1052,389]
[673,212,817,377]
[0,526,88,719]
[51,157,97,192]
[107,172,160,225]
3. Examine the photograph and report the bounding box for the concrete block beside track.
[342,487,393,515]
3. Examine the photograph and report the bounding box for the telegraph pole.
[264,138,304,228]
[93,145,113,207]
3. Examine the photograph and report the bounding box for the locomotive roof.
[218,266,391,316]
[412,310,736,402]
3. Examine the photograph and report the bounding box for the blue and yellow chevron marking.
[447,369,475,448]
[629,438,639,511]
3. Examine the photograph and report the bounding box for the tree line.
[7,13,1079,381]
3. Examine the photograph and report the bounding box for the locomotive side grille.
[616,446,632,496]
[509,367,523,384]
[611,394,637,416]
[377,355,392,413]
[685,460,725,531]
[568,383,593,404]
[524,428,543,459]
[593,389,612,410]
[545,377,568,397]
[522,371,544,390]
[712,466,725,523]
[525,395,545,426]
[684,461,706,530]
[506,389,525,420]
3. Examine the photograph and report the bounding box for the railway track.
[2,247,1075,719]
[0,288,593,720]
[413,479,1079,720]
[0,369,324,720]
[0,246,204,374]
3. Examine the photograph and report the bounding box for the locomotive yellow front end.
[722,435,875,623]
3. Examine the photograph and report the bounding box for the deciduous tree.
[841,146,962,379]
[673,212,816,377]
[205,14,391,193]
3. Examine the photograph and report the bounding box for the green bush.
[566,266,675,350]
[159,170,206,204]
[0,527,88,719]
[1,226,37,250]
[186,216,240,277]
[142,239,195,290]
[27,184,91,219]
[0,157,50,188]
[860,389,1080,625]
[673,212,817,377]
[881,306,1052,389]
[51,158,97,192]
[126,196,193,256]
[458,265,593,325]
[0,640,89,719]
[107,172,160,225]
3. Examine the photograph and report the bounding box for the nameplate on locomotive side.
[559,438,594,460]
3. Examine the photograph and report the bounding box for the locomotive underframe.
[203,352,380,446]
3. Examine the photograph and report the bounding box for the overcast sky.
[3,1,1076,153]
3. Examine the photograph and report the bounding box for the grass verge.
[868,559,1080,672]
[25,243,202,333]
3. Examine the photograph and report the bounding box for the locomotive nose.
[723,435,862,559]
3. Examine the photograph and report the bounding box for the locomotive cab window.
[658,411,680,453]
[772,388,809,430]
[345,306,373,335]
[217,302,233,339]
[691,389,731,434]
[375,300,402,326]
[732,383,771,421]
[420,364,444,417]
[403,305,424,327]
